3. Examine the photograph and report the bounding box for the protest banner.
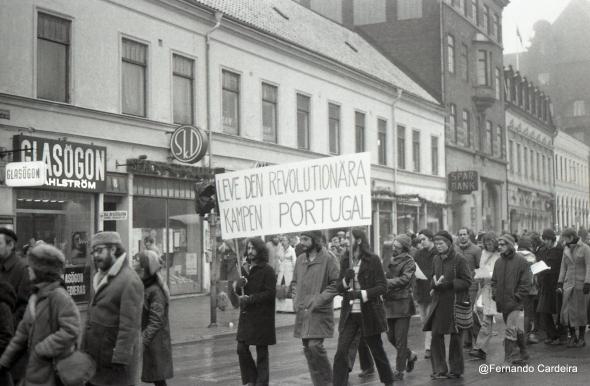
[215,152,372,239]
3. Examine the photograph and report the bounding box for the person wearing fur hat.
[491,234,532,365]
[291,230,339,386]
[82,231,144,386]
[423,230,471,379]
[136,250,173,386]
[0,244,81,386]
[382,234,418,381]
[557,227,590,347]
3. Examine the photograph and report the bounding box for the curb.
[171,323,296,346]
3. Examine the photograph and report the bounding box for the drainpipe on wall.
[204,11,223,328]
[391,88,403,235]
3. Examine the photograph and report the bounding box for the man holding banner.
[291,230,340,386]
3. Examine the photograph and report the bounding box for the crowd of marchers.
[1,224,590,386]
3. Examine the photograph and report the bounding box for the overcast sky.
[502,0,571,53]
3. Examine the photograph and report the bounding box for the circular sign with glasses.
[169,125,208,164]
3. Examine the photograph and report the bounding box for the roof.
[189,0,438,104]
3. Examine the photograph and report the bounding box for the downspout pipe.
[391,88,403,235]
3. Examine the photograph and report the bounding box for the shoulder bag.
[453,263,474,330]
[47,288,96,386]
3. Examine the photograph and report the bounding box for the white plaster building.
[0,0,446,296]
[554,131,590,230]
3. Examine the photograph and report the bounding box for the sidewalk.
[168,294,299,345]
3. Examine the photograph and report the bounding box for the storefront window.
[397,203,418,233]
[16,189,94,302]
[132,187,202,295]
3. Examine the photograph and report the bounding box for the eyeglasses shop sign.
[13,136,107,192]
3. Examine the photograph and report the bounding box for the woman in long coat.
[423,231,471,379]
[558,228,590,347]
[233,237,276,386]
[137,250,173,386]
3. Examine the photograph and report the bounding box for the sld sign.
[170,125,208,164]
[448,171,479,194]
[13,136,107,192]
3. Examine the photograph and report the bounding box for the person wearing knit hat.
[537,229,566,345]
[493,233,531,364]
[82,231,144,386]
[424,229,472,379]
[292,229,339,386]
[383,233,417,380]
[136,250,173,385]
[0,244,81,385]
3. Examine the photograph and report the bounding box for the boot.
[517,332,530,361]
[504,338,524,365]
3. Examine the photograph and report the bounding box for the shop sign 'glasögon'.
[13,135,107,192]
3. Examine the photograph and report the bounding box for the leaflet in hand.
[414,264,428,280]
[531,260,550,275]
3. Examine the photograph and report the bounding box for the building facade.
[504,0,590,146]
[301,0,510,233]
[554,131,590,230]
[0,0,446,297]
[504,67,556,233]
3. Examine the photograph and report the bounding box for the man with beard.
[0,228,30,384]
[383,234,418,381]
[82,231,144,386]
[333,228,394,386]
[291,230,339,386]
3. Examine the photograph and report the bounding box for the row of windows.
[447,104,504,158]
[508,140,552,185]
[448,0,501,43]
[555,154,588,187]
[504,68,551,122]
[447,37,501,94]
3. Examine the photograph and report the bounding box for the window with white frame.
[37,12,71,103]
[222,70,240,135]
[431,136,439,175]
[329,103,341,154]
[397,125,406,169]
[412,130,420,172]
[355,112,366,153]
[297,94,311,150]
[122,38,147,117]
[262,83,278,143]
[447,34,455,74]
[378,119,387,165]
[172,54,194,125]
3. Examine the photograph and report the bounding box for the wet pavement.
[150,313,590,386]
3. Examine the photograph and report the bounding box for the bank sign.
[13,136,107,192]
[448,170,479,194]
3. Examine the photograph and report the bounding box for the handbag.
[47,288,96,386]
[453,263,474,330]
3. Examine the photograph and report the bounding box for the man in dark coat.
[414,229,436,358]
[491,234,532,365]
[0,281,16,386]
[536,229,565,344]
[234,237,276,386]
[383,234,417,381]
[454,227,481,349]
[82,231,144,386]
[333,228,394,386]
[423,230,471,379]
[0,228,31,383]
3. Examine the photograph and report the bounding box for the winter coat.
[455,241,481,297]
[423,249,471,334]
[558,240,590,327]
[477,250,499,316]
[519,250,538,295]
[0,281,80,386]
[292,247,339,339]
[337,252,388,336]
[81,254,144,386]
[236,263,277,346]
[141,277,173,382]
[0,281,16,354]
[536,244,563,314]
[413,246,435,304]
[383,252,416,319]
[491,250,531,315]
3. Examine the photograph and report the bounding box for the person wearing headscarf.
[137,250,173,386]
[423,230,471,379]
[470,232,500,360]
[234,237,276,386]
[0,244,80,386]
[557,228,590,347]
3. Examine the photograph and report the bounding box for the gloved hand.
[239,295,251,306]
[433,281,453,292]
[385,271,394,279]
[556,282,563,294]
[235,277,248,289]
[584,283,590,295]
[344,268,355,285]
